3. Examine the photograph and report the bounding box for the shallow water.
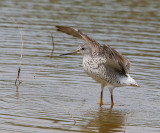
[0,0,160,133]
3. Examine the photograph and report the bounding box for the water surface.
[0,0,160,133]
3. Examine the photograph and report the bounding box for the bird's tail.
[120,74,141,87]
[131,82,143,87]
[130,83,141,87]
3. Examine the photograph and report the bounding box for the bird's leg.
[108,86,115,108]
[99,90,103,106]
[99,84,104,106]
[111,94,114,107]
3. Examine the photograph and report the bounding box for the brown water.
[0,0,160,133]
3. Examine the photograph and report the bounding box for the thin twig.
[50,32,55,56]
[11,17,24,87]
[15,67,21,86]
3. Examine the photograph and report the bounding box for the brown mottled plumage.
[57,26,138,107]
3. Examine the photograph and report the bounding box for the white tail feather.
[120,74,139,87]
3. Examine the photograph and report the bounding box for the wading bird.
[57,26,139,107]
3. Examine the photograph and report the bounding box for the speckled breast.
[82,55,108,85]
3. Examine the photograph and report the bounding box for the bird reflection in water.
[81,108,126,133]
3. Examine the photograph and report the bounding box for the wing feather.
[56,26,100,52]
[56,26,82,39]
[102,45,130,74]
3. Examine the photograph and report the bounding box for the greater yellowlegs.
[57,26,139,107]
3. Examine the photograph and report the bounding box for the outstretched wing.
[56,26,100,53]
[56,26,130,74]
[102,45,130,74]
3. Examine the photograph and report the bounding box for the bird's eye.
[81,48,85,50]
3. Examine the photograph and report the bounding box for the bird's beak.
[59,49,80,56]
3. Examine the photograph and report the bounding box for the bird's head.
[60,44,92,56]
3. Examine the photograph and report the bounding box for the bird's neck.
[83,54,93,62]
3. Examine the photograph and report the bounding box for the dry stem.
[11,17,24,87]
[50,32,55,56]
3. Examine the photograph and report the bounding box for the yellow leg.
[108,86,115,108]
[99,90,103,106]
[111,94,114,107]
[99,85,104,106]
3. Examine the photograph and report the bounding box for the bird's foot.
[110,102,114,108]
[99,99,103,106]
